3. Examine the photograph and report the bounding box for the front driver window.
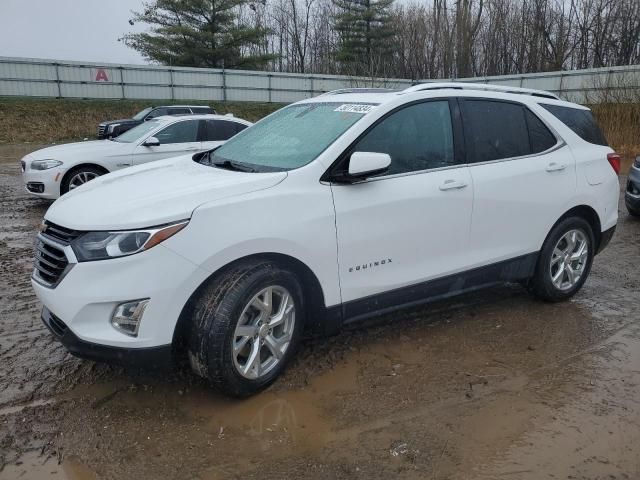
[353,101,455,175]
[146,108,168,120]
[154,120,199,144]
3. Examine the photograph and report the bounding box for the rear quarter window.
[541,104,608,146]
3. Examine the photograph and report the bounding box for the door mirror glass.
[143,136,160,147]
[348,151,391,178]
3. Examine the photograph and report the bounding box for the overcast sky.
[1,0,147,64]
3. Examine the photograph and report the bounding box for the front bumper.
[41,306,173,367]
[625,164,640,213]
[32,236,210,357]
[22,165,63,200]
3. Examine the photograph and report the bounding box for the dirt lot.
[1,145,639,480]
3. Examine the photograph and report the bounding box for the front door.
[330,100,474,310]
[133,119,202,164]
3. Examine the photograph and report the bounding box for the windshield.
[113,120,161,143]
[132,107,153,121]
[208,102,375,171]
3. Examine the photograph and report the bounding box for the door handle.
[546,162,566,172]
[439,179,468,191]
[185,147,199,151]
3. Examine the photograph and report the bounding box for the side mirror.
[143,136,160,147]
[347,151,391,179]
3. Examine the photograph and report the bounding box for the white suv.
[32,83,619,396]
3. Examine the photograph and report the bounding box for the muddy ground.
[0,144,639,480]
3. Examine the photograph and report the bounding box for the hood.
[27,140,129,160]
[45,155,287,231]
[100,118,139,126]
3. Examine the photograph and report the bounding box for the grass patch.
[590,102,640,168]
[0,97,282,144]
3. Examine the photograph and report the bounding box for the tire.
[186,261,305,397]
[627,205,640,217]
[530,217,595,302]
[60,165,105,195]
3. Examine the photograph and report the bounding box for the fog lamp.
[111,299,149,336]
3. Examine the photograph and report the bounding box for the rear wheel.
[530,217,595,302]
[61,166,105,195]
[186,261,305,397]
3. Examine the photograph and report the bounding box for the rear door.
[330,99,474,306]
[460,98,576,267]
[132,119,202,164]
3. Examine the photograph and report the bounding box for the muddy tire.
[60,165,106,195]
[627,205,640,217]
[530,217,595,302]
[186,261,305,397]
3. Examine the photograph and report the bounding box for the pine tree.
[333,0,395,77]
[122,0,276,69]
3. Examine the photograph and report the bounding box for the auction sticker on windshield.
[334,104,376,114]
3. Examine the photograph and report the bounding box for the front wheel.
[627,205,640,217]
[61,166,105,195]
[187,262,305,397]
[530,217,595,302]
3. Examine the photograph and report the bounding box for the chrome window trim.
[466,140,566,168]
[325,141,566,186]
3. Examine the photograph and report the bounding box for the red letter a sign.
[95,69,109,82]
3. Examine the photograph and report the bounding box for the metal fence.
[1,56,639,104]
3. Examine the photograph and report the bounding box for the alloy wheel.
[232,286,296,380]
[68,171,99,190]
[549,229,589,291]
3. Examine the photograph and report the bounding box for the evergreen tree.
[122,0,275,69]
[333,0,395,77]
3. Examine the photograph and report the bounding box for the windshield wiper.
[211,159,257,173]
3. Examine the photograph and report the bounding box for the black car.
[625,155,640,217]
[97,105,216,139]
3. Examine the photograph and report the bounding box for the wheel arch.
[550,204,602,251]
[60,163,110,193]
[171,252,336,352]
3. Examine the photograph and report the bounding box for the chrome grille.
[42,221,82,243]
[33,222,79,287]
[98,125,106,137]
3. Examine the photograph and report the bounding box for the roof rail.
[402,82,560,100]
[319,87,398,96]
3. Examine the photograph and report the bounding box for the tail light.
[607,153,621,175]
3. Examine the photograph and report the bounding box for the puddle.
[0,451,96,480]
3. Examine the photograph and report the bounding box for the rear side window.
[525,110,557,153]
[201,120,245,141]
[541,104,608,146]
[167,107,192,115]
[191,107,214,114]
[353,100,455,175]
[461,100,530,162]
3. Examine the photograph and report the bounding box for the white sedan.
[21,114,252,199]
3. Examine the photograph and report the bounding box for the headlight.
[71,220,188,262]
[107,124,120,133]
[31,159,63,170]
